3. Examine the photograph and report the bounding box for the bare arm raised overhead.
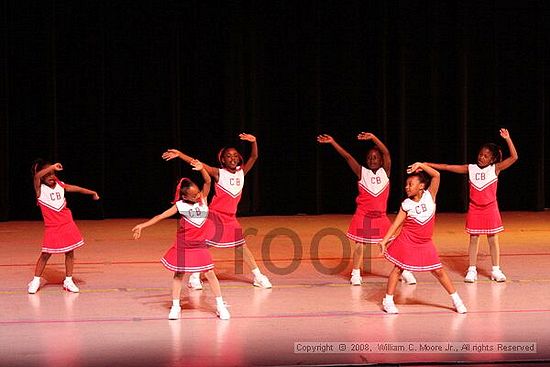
[162,148,220,181]
[407,162,441,200]
[357,132,391,174]
[239,133,258,175]
[317,134,361,178]
[495,128,518,174]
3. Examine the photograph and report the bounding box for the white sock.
[450,292,461,303]
[215,296,225,306]
[251,268,262,277]
[385,294,394,301]
[65,276,73,281]
[190,272,200,280]
[33,276,41,282]
[172,299,180,307]
[351,268,360,276]
[492,266,500,271]
[468,266,477,272]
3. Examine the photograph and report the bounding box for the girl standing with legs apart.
[28,160,100,294]
[378,163,467,314]
[426,129,518,283]
[317,132,416,285]
[162,133,272,290]
[132,160,230,320]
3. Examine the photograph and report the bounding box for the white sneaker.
[400,270,417,285]
[253,274,272,289]
[216,303,230,320]
[168,305,181,320]
[187,274,203,290]
[491,268,507,282]
[464,268,477,283]
[63,278,80,293]
[452,297,468,314]
[350,274,363,286]
[382,298,399,314]
[27,278,41,294]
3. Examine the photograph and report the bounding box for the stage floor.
[1,212,549,366]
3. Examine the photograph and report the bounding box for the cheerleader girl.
[162,133,272,290]
[28,160,99,294]
[426,129,518,282]
[317,132,416,285]
[132,160,230,320]
[378,163,467,314]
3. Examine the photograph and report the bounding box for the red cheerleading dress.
[347,167,393,244]
[161,199,215,273]
[206,168,246,248]
[37,179,84,254]
[384,191,442,272]
[465,164,504,235]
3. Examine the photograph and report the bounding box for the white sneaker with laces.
[382,298,399,314]
[216,303,230,320]
[350,274,363,286]
[187,274,203,290]
[27,278,41,294]
[168,305,181,320]
[452,298,468,314]
[491,268,507,282]
[464,268,477,283]
[63,278,80,293]
[253,274,272,289]
[400,270,417,285]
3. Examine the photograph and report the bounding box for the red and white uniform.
[161,198,215,273]
[384,191,442,272]
[347,167,393,244]
[206,168,246,248]
[466,164,503,235]
[37,179,84,254]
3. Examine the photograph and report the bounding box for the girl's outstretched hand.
[52,163,63,171]
[92,192,100,200]
[239,133,256,142]
[132,225,143,240]
[499,128,511,139]
[378,240,387,254]
[162,149,181,161]
[407,162,423,174]
[190,159,203,171]
[316,134,334,144]
[357,132,375,141]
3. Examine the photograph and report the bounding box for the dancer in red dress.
[317,132,416,285]
[378,162,467,314]
[132,160,230,320]
[426,129,518,283]
[28,160,100,294]
[162,133,272,290]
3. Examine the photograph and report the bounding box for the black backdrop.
[1,0,548,220]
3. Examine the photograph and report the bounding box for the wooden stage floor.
[1,212,549,366]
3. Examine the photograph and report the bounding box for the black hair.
[172,177,196,203]
[217,147,243,168]
[479,143,503,164]
[31,158,51,179]
[407,171,431,190]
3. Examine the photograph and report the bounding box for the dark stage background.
[1,0,548,220]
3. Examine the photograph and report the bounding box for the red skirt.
[161,241,214,273]
[42,221,84,254]
[466,201,503,235]
[384,233,442,272]
[347,212,393,244]
[206,211,245,248]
